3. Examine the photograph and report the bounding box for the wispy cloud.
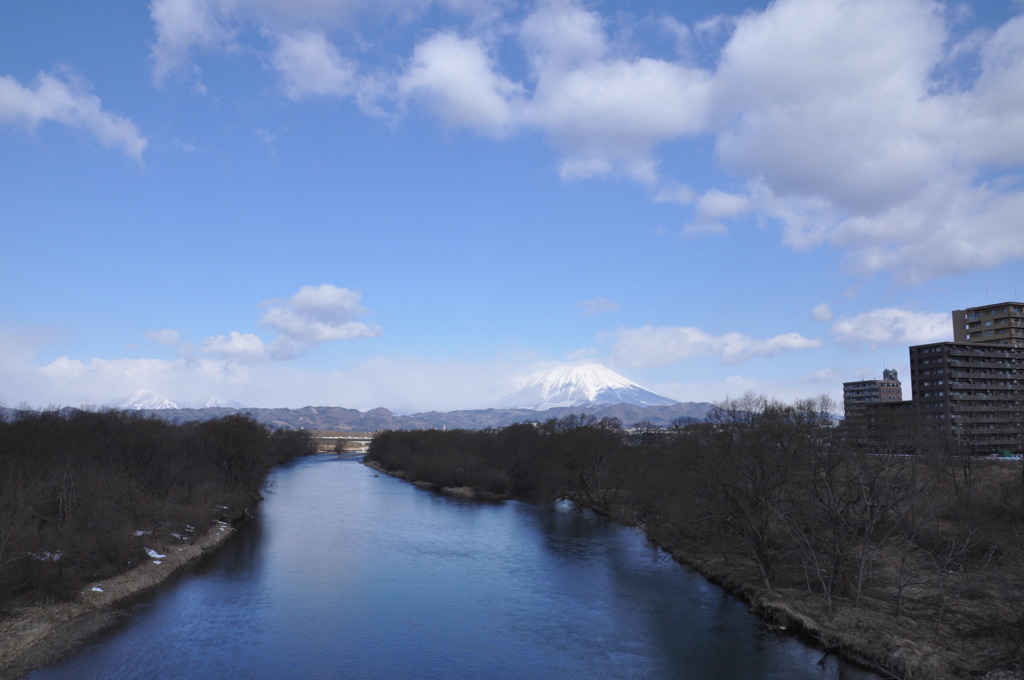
[830,308,950,350]
[142,0,1024,282]
[612,324,821,367]
[145,329,181,345]
[577,297,619,316]
[0,70,147,160]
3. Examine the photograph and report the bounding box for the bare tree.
[701,393,819,596]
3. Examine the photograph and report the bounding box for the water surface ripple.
[29,454,879,680]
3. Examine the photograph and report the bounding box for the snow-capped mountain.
[199,396,245,409]
[108,392,245,410]
[110,390,180,410]
[494,364,679,410]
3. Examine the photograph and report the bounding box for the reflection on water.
[30,454,879,680]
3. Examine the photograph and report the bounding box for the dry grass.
[0,523,236,680]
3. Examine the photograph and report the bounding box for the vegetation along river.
[28,454,880,679]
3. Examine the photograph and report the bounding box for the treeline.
[0,409,314,609]
[367,395,1024,678]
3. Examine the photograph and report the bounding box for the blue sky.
[2,0,1023,412]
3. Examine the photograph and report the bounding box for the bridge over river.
[312,433,374,454]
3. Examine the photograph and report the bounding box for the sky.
[2,0,1023,413]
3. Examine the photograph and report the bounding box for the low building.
[843,368,903,419]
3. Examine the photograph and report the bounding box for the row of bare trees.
[367,395,1024,674]
[0,409,314,609]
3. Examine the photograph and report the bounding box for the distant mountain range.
[5,364,710,431]
[74,402,712,431]
[0,401,713,431]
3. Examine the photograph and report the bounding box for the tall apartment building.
[843,368,903,418]
[909,302,1024,455]
[953,302,1024,347]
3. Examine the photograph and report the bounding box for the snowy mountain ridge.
[109,391,244,410]
[110,390,180,410]
[494,364,678,410]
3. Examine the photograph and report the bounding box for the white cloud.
[150,286,382,366]
[811,303,833,322]
[683,187,750,235]
[709,0,1024,281]
[260,284,382,344]
[830,308,950,349]
[654,183,696,206]
[520,1,712,184]
[577,297,619,316]
[955,14,1024,166]
[712,0,948,214]
[18,350,518,412]
[149,0,233,86]
[272,30,357,99]
[0,71,147,159]
[38,355,188,406]
[132,287,381,368]
[612,324,821,367]
[399,32,523,138]
[140,0,1024,283]
[696,188,750,220]
[201,331,269,361]
[145,329,181,345]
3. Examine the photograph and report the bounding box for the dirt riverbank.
[0,521,237,680]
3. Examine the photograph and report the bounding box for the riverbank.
[0,520,237,680]
[364,457,1023,680]
[364,458,508,501]
[640,524,1024,680]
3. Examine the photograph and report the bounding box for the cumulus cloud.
[142,0,1024,282]
[811,303,833,322]
[201,331,270,362]
[0,71,147,159]
[710,0,1024,281]
[159,285,381,364]
[398,32,523,137]
[683,188,751,235]
[519,1,712,184]
[260,284,381,345]
[713,0,948,214]
[273,30,358,100]
[830,308,950,349]
[612,324,821,367]
[577,297,619,316]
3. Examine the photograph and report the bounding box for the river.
[28,454,879,680]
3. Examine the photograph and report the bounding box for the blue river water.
[29,454,879,680]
